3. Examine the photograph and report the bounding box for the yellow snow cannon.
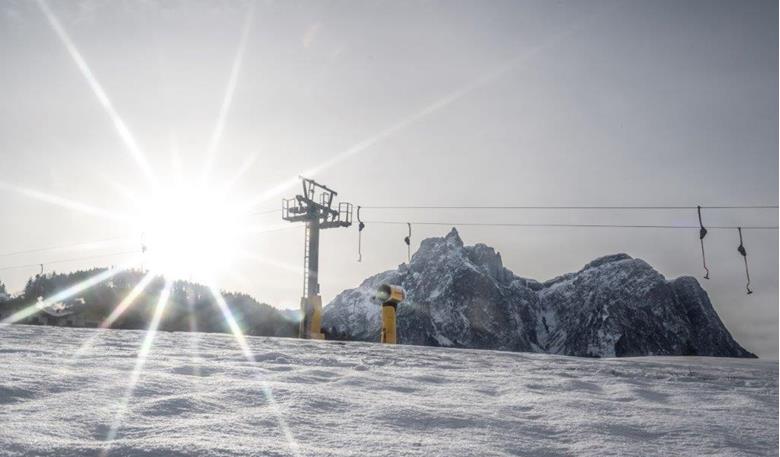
[375,284,405,344]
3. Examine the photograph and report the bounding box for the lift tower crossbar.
[282,177,352,339]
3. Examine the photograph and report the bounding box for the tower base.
[299,295,325,340]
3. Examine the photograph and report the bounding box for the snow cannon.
[375,284,405,344]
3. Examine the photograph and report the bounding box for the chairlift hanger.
[737,227,753,295]
[404,223,411,262]
[357,206,365,262]
[697,205,710,280]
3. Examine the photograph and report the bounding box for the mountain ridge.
[322,228,755,358]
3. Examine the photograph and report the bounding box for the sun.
[132,182,247,282]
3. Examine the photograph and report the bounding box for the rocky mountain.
[322,228,755,358]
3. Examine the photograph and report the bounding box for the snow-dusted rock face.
[322,228,755,358]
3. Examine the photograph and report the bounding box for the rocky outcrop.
[322,228,755,358]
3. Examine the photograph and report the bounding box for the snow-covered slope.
[323,228,754,358]
[0,325,776,456]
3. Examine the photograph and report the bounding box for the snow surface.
[0,325,777,457]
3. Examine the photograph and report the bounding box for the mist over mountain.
[322,228,755,358]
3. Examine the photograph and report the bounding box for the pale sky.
[0,0,777,357]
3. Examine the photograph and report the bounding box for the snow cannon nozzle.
[375,284,405,308]
[375,284,404,345]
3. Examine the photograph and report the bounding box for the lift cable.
[0,225,300,271]
[361,204,779,210]
[251,207,281,216]
[364,220,779,230]
[0,236,132,259]
[0,250,140,272]
[255,204,779,217]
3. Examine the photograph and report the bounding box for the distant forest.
[0,269,299,338]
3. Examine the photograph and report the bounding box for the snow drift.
[322,228,754,357]
[0,325,775,456]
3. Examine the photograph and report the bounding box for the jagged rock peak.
[410,228,511,283]
[416,227,463,252]
[445,226,463,244]
[581,253,633,271]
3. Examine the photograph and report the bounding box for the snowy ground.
[0,325,777,457]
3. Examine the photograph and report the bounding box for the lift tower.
[282,177,353,339]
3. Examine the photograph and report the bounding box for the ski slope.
[0,325,777,457]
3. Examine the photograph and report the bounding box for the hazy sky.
[0,0,777,357]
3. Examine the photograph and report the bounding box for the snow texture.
[0,325,777,456]
[323,228,754,358]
